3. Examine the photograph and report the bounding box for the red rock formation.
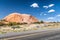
[4,13,38,23]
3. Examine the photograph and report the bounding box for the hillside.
[3,13,39,24]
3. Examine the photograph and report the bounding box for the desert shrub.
[8,22,13,26]
[8,22,27,26]
[33,20,44,24]
[11,26,20,29]
[53,21,56,23]
[0,19,6,21]
[17,23,21,25]
[40,20,44,23]
[8,22,18,26]
[0,22,5,26]
[15,26,20,28]
[0,20,6,26]
[0,23,4,26]
[20,22,27,25]
[32,22,40,24]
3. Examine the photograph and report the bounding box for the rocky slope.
[3,13,38,24]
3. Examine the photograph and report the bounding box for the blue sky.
[0,0,60,22]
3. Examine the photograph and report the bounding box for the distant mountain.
[3,13,39,24]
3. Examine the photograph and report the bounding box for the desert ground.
[0,22,60,34]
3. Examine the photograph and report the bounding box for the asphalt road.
[0,28,60,40]
[11,32,60,40]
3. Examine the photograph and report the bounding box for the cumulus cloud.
[48,17,54,20]
[40,12,47,16]
[48,9,55,13]
[48,4,54,7]
[43,4,54,9]
[43,6,48,9]
[30,3,39,8]
[47,14,60,21]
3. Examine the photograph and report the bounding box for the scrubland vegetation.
[0,20,60,34]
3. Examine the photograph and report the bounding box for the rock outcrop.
[4,13,38,23]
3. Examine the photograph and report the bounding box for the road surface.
[11,32,60,40]
[0,28,60,40]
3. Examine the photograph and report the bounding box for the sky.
[0,0,60,22]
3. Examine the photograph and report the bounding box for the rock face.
[4,13,38,23]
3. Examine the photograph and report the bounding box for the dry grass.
[0,22,60,34]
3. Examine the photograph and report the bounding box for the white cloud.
[43,4,55,9]
[43,6,48,9]
[40,12,47,16]
[30,3,39,8]
[48,17,54,20]
[48,9,55,13]
[57,14,60,17]
[44,14,47,15]
[47,14,60,21]
[48,4,54,7]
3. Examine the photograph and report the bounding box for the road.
[12,32,60,40]
[0,28,60,40]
